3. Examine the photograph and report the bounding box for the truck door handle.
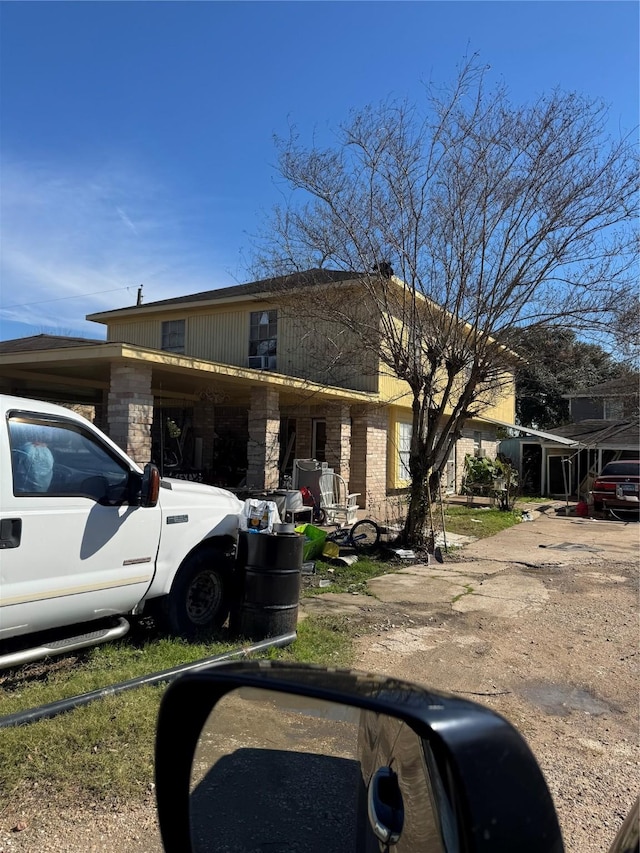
[367,766,404,845]
[0,518,22,549]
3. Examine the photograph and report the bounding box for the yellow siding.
[107,321,160,349]
[476,371,516,422]
[378,367,414,407]
[278,310,378,392]
[104,294,515,416]
[105,301,379,392]
[189,310,249,364]
[379,361,515,422]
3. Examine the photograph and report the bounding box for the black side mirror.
[155,661,564,852]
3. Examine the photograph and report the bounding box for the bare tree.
[254,59,639,547]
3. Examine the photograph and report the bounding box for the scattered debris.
[390,549,416,560]
[301,562,316,574]
[334,554,358,567]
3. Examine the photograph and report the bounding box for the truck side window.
[9,415,130,501]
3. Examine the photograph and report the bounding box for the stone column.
[247,387,280,490]
[107,363,153,464]
[350,405,387,510]
[325,404,351,484]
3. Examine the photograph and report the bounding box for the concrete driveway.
[301,505,638,622]
[301,505,639,853]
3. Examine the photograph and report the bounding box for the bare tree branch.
[253,58,639,546]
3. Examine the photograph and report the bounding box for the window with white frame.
[248,310,277,369]
[398,421,412,481]
[161,319,185,354]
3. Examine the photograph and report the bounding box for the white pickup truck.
[0,394,244,668]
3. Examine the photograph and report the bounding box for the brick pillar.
[247,387,280,490]
[456,433,476,493]
[108,363,153,464]
[350,405,387,510]
[294,408,312,459]
[325,404,351,483]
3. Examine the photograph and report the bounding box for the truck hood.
[159,477,244,514]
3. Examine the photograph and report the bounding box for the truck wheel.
[163,547,234,639]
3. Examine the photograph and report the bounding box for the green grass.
[0,614,357,807]
[0,685,161,802]
[266,616,354,667]
[443,506,524,538]
[302,554,394,596]
[0,635,235,803]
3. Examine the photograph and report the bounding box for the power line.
[1,286,135,311]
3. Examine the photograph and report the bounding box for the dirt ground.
[1,505,638,852]
[304,506,639,853]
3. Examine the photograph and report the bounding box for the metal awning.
[478,417,579,447]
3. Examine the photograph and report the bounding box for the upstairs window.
[162,320,185,354]
[248,310,277,369]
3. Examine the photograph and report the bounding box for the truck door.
[1,411,162,640]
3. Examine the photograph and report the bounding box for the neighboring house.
[564,377,639,423]
[500,378,639,499]
[0,270,516,521]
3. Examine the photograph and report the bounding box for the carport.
[495,417,640,499]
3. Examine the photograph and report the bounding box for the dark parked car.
[590,460,640,513]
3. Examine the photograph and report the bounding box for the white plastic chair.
[318,471,360,526]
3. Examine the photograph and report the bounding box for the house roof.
[0,334,105,354]
[489,416,639,449]
[86,269,366,321]
[564,377,640,399]
[543,419,640,448]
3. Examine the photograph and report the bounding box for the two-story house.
[0,269,516,519]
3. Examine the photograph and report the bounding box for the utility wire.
[1,286,135,311]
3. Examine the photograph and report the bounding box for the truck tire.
[163,546,234,639]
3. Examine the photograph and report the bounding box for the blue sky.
[1,1,637,341]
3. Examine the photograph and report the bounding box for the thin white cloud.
[0,158,240,338]
[115,207,139,236]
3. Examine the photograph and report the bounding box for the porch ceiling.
[0,342,376,408]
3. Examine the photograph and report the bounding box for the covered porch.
[0,336,386,507]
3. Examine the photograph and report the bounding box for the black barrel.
[232,530,303,640]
